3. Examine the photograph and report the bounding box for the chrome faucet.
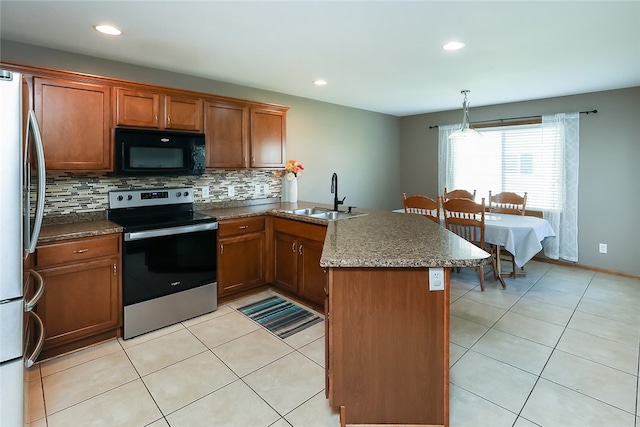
[331,173,346,211]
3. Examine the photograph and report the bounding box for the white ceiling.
[1,1,639,116]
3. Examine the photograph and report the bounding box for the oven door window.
[126,145,186,169]
[122,229,217,306]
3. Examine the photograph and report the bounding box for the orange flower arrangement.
[285,159,304,179]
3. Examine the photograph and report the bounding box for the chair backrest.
[402,193,440,224]
[489,191,527,215]
[442,197,486,249]
[442,187,476,202]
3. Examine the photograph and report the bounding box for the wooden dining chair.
[442,187,476,202]
[488,191,528,276]
[442,197,499,291]
[402,193,440,224]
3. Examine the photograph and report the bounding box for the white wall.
[400,87,640,276]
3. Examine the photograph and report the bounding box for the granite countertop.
[38,199,490,268]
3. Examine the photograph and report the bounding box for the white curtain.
[542,112,580,262]
[437,124,460,195]
[438,114,580,263]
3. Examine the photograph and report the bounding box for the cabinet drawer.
[218,216,265,238]
[37,234,120,267]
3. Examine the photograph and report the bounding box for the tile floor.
[26,260,640,427]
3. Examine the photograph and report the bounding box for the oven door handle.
[124,222,219,241]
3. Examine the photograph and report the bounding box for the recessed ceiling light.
[94,25,122,36]
[443,41,465,51]
[314,79,327,86]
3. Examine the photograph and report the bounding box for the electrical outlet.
[227,185,235,197]
[201,186,209,198]
[429,268,445,291]
[599,243,608,254]
[255,184,262,195]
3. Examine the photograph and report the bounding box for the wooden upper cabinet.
[115,88,203,131]
[165,94,203,131]
[250,107,286,168]
[34,77,111,171]
[204,100,249,168]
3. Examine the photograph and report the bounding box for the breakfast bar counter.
[319,210,489,427]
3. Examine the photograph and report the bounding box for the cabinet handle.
[154,114,158,124]
[113,263,117,275]
[239,225,248,229]
[220,243,224,254]
[291,242,296,253]
[167,115,171,126]
[73,249,89,254]
[299,244,303,255]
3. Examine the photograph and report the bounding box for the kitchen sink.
[284,207,367,221]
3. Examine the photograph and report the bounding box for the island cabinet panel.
[204,100,249,168]
[34,234,122,361]
[115,88,203,131]
[217,217,266,297]
[272,218,327,307]
[326,267,449,427]
[250,107,286,168]
[34,77,111,171]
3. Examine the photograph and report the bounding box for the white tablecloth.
[484,214,555,267]
[393,209,556,268]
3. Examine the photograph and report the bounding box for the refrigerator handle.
[26,110,46,254]
[25,310,45,368]
[24,269,45,312]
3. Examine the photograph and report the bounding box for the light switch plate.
[228,186,235,197]
[429,268,445,291]
[201,186,209,198]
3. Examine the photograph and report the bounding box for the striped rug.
[238,295,323,339]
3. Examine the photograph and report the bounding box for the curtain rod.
[428,109,597,129]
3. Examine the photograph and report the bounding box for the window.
[445,123,563,211]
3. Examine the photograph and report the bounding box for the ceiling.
[1,1,639,116]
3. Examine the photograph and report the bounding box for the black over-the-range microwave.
[112,128,206,176]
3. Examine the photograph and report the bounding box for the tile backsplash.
[45,170,284,216]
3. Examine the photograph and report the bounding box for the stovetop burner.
[107,187,216,232]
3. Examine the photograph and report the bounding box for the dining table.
[393,209,556,287]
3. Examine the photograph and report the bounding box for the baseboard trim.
[533,256,640,280]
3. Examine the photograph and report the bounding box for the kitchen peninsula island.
[320,211,490,427]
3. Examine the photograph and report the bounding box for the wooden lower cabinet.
[35,234,122,360]
[272,218,327,307]
[217,217,266,297]
[326,267,450,427]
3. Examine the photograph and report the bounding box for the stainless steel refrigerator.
[0,69,46,427]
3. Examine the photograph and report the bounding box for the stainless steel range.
[107,187,218,339]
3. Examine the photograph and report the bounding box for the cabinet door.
[218,232,265,296]
[250,108,286,168]
[204,101,248,168]
[34,77,111,170]
[298,237,326,307]
[36,257,121,351]
[115,88,161,128]
[165,95,203,131]
[273,232,298,292]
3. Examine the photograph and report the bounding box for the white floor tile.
[567,310,640,346]
[449,383,517,427]
[181,303,235,327]
[166,379,280,427]
[577,296,640,326]
[213,328,294,377]
[493,311,564,347]
[509,297,574,326]
[188,310,261,348]
[521,378,636,427]
[46,379,163,427]
[541,350,637,413]
[299,337,326,368]
[40,339,123,377]
[244,351,325,415]
[450,342,467,367]
[450,351,538,413]
[125,328,208,376]
[285,391,341,427]
[142,351,238,415]
[118,322,185,349]
[449,315,490,348]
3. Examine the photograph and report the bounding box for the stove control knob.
[176,191,182,197]
[184,191,189,197]
[117,195,124,201]
[127,195,133,201]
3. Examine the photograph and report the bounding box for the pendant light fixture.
[449,90,482,139]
